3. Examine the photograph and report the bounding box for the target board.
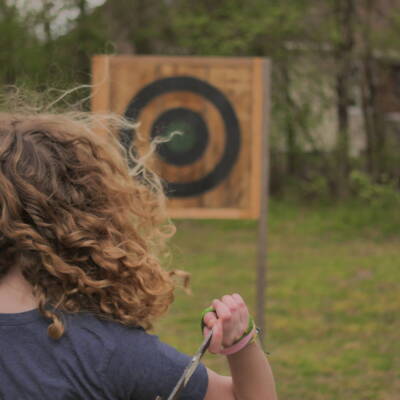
[91,55,271,219]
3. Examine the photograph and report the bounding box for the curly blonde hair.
[0,109,180,340]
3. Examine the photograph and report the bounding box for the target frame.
[91,55,270,219]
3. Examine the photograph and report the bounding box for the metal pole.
[256,59,271,349]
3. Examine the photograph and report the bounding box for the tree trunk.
[360,53,378,177]
[280,63,298,176]
[77,0,89,79]
[360,0,385,181]
[333,0,355,197]
[42,0,54,56]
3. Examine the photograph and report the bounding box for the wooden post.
[255,59,271,349]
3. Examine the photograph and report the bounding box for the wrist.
[219,326,257,355]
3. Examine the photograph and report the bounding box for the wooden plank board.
[91,55,270,219]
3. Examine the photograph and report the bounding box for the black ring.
[122,76,241,197]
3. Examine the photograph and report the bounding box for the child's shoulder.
[59,311,208,399]
[64,311,163,355]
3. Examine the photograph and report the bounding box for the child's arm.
[202,294,278,400]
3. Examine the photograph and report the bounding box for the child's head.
[0,111,176,339]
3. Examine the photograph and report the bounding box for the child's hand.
[202,293,250,354]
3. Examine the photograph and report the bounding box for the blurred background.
[1,1,399,399]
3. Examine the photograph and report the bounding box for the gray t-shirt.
[0,308,208,399]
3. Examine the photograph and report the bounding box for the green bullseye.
[163,121,197,154]
[151,107,209,166]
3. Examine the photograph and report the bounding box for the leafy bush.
[349,170,400,209]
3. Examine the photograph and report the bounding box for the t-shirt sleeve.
[101,326,209,400]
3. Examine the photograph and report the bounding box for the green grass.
[153,200,400,400]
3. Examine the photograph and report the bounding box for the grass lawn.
[153,200,399,400]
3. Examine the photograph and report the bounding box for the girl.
[0,111,277,399]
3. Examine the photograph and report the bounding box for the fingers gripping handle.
[201,306,258,355]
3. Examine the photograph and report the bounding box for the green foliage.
[170,0,309,56]
[0,1,46,85]
[99,0,173,54]
[2,0,400,201]
[285,175,332,202]
[0,0,110,89]
[350,170,400,208]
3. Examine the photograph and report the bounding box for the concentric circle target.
[121,76,241,197]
